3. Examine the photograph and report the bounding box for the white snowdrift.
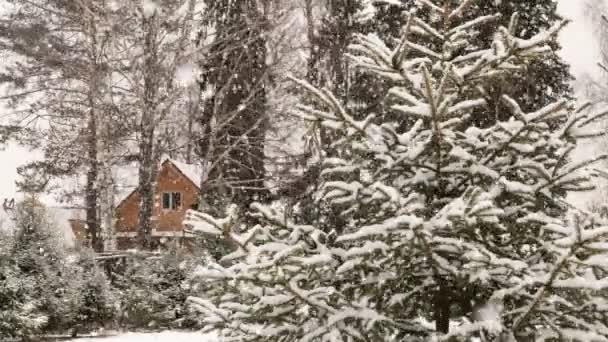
[71,331,219,342]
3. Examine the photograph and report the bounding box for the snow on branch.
[415,0,444,15]
[184,205,238,236]
[290,76,374,133]
[448,0,476,20]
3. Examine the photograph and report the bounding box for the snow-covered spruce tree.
[11,199,65,275]
[187,2,608,341]
[4,199,65,338]
[0,200,116,337]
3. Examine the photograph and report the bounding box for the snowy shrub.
[0,264,48,339]
[186,2,608,341]
[73,250,118,331]
[50,249,118,336]
[114,252,199,330]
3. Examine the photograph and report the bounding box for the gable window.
[162,192,182,210]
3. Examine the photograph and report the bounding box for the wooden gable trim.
[114,159,201,211]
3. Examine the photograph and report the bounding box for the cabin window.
[162,192,182,210]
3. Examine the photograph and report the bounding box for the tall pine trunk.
[137,13,160,250]
[137,136,155,250]
[85,107,102,252]
[85,14,102,253]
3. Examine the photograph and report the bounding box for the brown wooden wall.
[70,219,89,245]
[115,161,199,234]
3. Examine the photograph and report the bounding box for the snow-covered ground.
[71,331,219,342]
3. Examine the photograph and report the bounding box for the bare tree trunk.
[185,117,194,164]
[137,119,156,250]
[185,86,198,164]
[101,169,115,251]
[137,13,160,250]
[85,13,102,253]
[328,0,347,102]
[304,0,321,86]
[85,107,102,252]
[99,136,115,251]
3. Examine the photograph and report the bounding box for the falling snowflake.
[142,0,159,18]
[175,62,198,86]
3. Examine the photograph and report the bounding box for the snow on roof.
[0,206,79,247]
[168,158,203,187]
[115,185,137,207]
[0,208,14,233]
[47,206,83,247]
[113,161,139,205]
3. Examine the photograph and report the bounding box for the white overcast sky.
[0,0,601,206]
[558,0,600,79]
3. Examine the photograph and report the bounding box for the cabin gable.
[114,160,200,248]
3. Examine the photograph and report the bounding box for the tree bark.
[434,279,451,334]
[85,12,102,253]
[137,12,160,250]
[85,107,102,252]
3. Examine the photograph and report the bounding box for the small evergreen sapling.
[0,239,47,340]
[187,1,608,340]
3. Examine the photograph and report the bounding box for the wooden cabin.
[114,159,201,250]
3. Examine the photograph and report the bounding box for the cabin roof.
[0,205,80,247]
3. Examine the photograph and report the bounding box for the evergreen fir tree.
[187,1,608,340]
[288,0,373,232]
[197,0,270,211]
[11,199,64,273]
[10,200,73,335]
[307,0,366,98]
